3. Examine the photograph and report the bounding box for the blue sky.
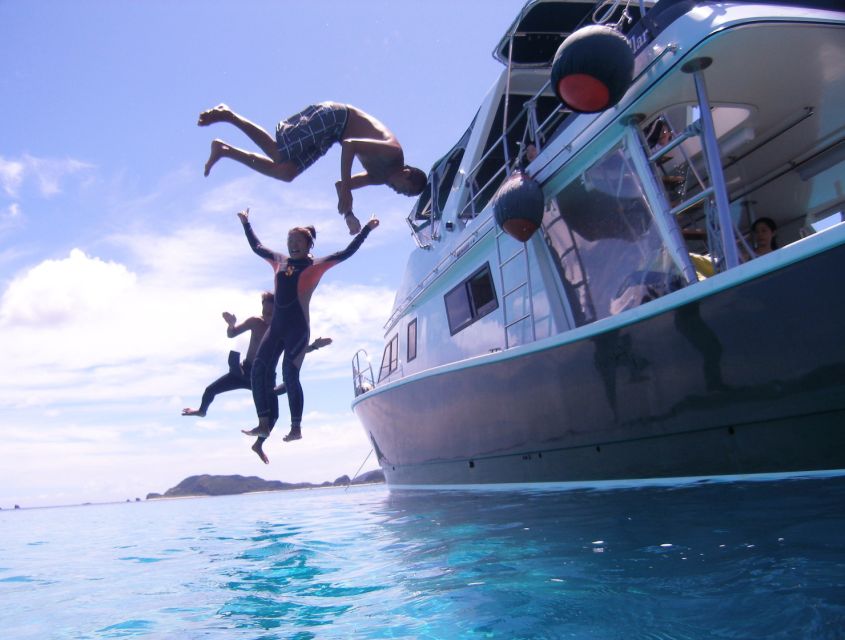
[0,0,528,507]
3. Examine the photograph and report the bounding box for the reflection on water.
[1,475,844,639]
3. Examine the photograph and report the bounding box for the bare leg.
[198,104,280,159]
[251,438,269,464]
[242,415,272,438]
[181,408,206,417]
[204,139,297,181]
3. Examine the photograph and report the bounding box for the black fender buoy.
[492,171,545,242]
[551,24,634,113]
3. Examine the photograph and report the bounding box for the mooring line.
[345,448,374,492]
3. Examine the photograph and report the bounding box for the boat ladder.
[351,349,375,398]
[495,229,536,349]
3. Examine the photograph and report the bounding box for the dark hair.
[289,225,316,248]
[751,217,779,250]
[405,166,428,195]
[261,291,274,304]
[646,118,670,148]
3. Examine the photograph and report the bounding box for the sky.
[0,0,530,507]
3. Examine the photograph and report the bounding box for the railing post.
[683,57,740,269]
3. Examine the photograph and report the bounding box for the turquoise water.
[1,476,844,639]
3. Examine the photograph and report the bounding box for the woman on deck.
[237,208,379,463]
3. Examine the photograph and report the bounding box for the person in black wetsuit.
[236,207,379,464]
[181,291,332,417]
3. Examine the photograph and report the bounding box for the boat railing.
[459,87,569,220]
[351,349,375,397]
[385,215,497,330]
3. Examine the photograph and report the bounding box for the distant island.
[146,469,384,500]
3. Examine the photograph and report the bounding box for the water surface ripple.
[1,476,843,639]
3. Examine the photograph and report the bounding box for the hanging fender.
[492,171,545,242]
[551,24,635,113]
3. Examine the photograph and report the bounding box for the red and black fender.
[551,24,635,113]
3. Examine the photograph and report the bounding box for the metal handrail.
[351,349,375,397]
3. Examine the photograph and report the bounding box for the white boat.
[351,0,845,486]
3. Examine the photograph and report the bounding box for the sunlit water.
[1,475,844,639]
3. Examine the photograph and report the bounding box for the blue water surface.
[1,475,844,639]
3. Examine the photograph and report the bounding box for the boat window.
[445,263,499,335]
[407,318,417,362]
[377,334,399,382]
[542,142,685,326]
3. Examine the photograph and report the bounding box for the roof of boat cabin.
[493,0,844,67]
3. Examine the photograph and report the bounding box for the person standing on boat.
[751,217,778,257]
[237,207,379,464]
[198,102,425,235]
[182,293,332,418]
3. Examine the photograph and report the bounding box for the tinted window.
[378,334,399,382]
[407,319,417,362]
[445,264,499,334]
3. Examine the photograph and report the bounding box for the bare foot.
[197,104,232,127]
[242,425,270,438]
[282,428,302,442]
[251,439,269,464]
[344,212,361,235]
[182,408,206,417]
[204,139,228,176]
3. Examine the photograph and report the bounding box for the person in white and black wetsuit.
[237,208,379,464]
[181,291,332,418]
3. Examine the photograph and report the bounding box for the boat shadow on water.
[217,476,845,638]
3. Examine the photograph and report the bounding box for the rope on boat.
[345,448,374,492]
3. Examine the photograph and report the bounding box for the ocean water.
[1,476,844,639]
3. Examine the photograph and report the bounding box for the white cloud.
[0,243,394,410]
[26,155,94,197]
[0,407,377,507]
[0,248,135,326]
[0,153,93,199]
[0,157,25,197]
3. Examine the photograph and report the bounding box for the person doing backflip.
[198,102,426,234]
[236,207,379,464]
[182,292,332,418]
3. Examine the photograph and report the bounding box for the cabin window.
[542,142,685,326]
[445,264,499,335]
[407,318,417,362]
[378,334,399,382]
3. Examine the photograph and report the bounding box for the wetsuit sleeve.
[314,225,372,267]
[242,221,286,263]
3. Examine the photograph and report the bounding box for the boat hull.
[353,242,845,485]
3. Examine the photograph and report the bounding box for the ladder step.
[504,281,529,298]
[505,314,532,330]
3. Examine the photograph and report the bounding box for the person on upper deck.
[198,102,426,235]
[750,217,778,257]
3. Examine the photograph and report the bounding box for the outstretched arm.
[316,216,380,267]
[336,139,401,213]
[305,336,333,352]
[238,208,285,263]
[224,312,261,338]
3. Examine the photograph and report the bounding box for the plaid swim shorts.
[275,102,349,175]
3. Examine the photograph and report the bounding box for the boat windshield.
[542,141,686,325]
